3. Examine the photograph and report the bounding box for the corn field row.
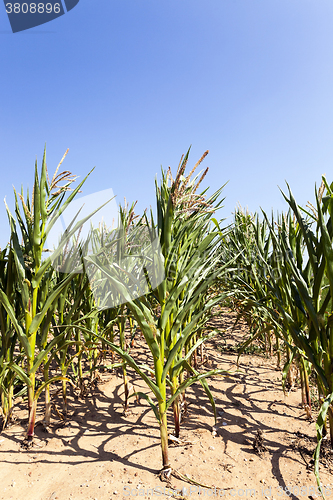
[0,147,333,496]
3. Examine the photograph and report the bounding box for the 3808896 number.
[5,3,61,14]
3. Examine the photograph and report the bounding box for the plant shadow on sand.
[0,310,332,500]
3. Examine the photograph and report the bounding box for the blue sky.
[1,0,333,247]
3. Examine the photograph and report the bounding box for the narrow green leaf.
[314,392,333,500]
[130,392,160,421]
[0,288,31,357]
[166,368,232,410]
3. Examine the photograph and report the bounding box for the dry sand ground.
[0,309,332,500]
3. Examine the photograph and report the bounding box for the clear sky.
[1,0,333,247]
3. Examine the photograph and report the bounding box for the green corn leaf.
[281,184,318,273]
[28,272,76,336]
[199,376,217,425]
[160,275,189,331]
[130,392,160,422]
[167,288,224,359]
[13,188,30,249]
[8,362,32,388]
[33,194,114,289]
[78,326,163,403]
[33,160,41,267]
[162,295,225,382]
[29,332,66,374]
[170,330,218,380]
[4,202,30,309]
[34,376,69,402]
[166,368,232,410]
[40,147,48,225]
[0,288,31,357]
[314,392,333,500]
[84,255,161,359]
[178,358,218,424]
[285,251,320,336]
[317,192,333,304]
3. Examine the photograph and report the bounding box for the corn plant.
[219,208,311,398]
[277,180,333,494]
[82,150,234,478]
[216,209,281,359]
[0,148,101,442]
[225,178,333,497]
[0,245,23,428]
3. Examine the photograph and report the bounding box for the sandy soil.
[0,309,332,500]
